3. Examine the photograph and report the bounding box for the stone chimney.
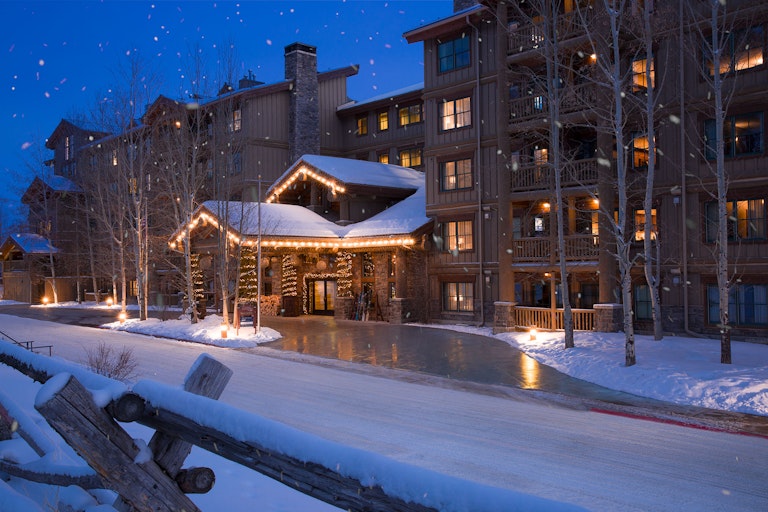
[285,42,320,163]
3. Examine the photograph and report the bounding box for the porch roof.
[176,186,430,250]
[0,233,59,259]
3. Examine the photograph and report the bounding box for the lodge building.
[5,0,768,340]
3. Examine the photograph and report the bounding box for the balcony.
[511,158,600,191]
[511,234,599,262]
[509,83,597,124]
[507,10,593,57]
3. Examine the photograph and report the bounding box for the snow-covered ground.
[0,300,767,511]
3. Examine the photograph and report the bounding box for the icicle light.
[267,166,346,203]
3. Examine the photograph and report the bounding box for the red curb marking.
[590,408,768,440]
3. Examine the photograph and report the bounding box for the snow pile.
[104,314,280,348]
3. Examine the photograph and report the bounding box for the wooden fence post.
[35,374,201,512]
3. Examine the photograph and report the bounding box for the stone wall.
[285,43,320,162]
[594,303,623,332]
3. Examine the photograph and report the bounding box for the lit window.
[378,111,389,131]
[112,149,118,166]
[440,97,471,131]
[630,133,655,169]
[443,282,474,312]
[633,208,657,241]
[443,220,473,252]
[705,112,763,159]
[399,148,422,168]
[356,115,368,136]
[705,199,766,242]
[378,152,389,164]
[440,158,473,191]
[438,35,470,73]
[399,104,422,126]
[632,57,655,92]
[705,25,765,76]
[232,108,242,132]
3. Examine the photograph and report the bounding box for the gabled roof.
[266,155,423,203]
[0,233,58,258]
[45,119,110,149]
[21,175,82,205]
[403,4,486,43]
[174,184,430,251]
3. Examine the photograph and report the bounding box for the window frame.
[438,35,471,73]
[439,96,472,132]
[442,281,475,313]
[439,157,473,191]
[704,25,766,77]
[634,284,653,321]
[398,104,423,127]
[707,283,768,326]
[704,112,764,159]
[705,198,767,242]
[398,147,423,168]
[442,219,474,252]
[377,110,389,132]
[631,56,655,93]
[356,115,369,136]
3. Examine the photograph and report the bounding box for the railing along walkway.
[514,306,595,331]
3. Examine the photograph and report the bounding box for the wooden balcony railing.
[508,10,592,55]
[512,234,599,262]
[514,306,595,331]
[511,158,599,191]
[509,83,597,123]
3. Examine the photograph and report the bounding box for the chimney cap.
[285,42,316,55]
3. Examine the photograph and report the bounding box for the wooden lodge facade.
[17,1,768,340]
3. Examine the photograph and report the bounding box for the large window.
[377,152,389,164]
[231,108,242,132]
[356,115,368,136]
[707,283,768,326]
[438,35,470,73]
[631,57,655,92]
[440,97,471,131]
[705,199,766,242]
[443,220,473,252]
[634,284,652,321]
[399,104,422,126]
[443,282,474,312]
[399,147,422,168]
[705,112,763,159]
[705,25,765,76]
[440,158,473,191]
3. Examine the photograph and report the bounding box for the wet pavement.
[2,303,767,437]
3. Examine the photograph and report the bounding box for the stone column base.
[493,301,517,334]
[389,298,420,324]
[593,303,623,332]
[334,296,356,321]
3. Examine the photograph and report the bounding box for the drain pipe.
[468,15,485,327]
[679,0,699,338]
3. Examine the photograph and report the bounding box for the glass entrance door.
[310,280,336,315]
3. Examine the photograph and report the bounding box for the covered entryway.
[309,279,336,315]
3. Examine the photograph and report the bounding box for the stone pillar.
[594,303,622,332]
[493,301,517,334]
[285,43,320,163]
[395,248,408,298]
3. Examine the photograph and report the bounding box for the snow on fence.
[0,339,586,512]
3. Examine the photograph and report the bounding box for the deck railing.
[508,10,592,55]
[510,158,599,191]
[514,306,595,331]
[512,234,599,262]
[509,83,597,124]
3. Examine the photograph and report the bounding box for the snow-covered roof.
[183,185,430,248]
[337,83,423,112]
[43,175,81,193]
[342,186,430,238]
[4,233,59,255]
[267,155,423,202]
[200,201,343,239]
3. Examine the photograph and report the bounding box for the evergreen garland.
[336,251,353,297]
[239,247,259,301]
[282,254,298,297]
[190,253,205,304]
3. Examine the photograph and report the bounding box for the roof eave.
[404,4,486,43]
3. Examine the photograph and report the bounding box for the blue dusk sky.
[0,0,450,231]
